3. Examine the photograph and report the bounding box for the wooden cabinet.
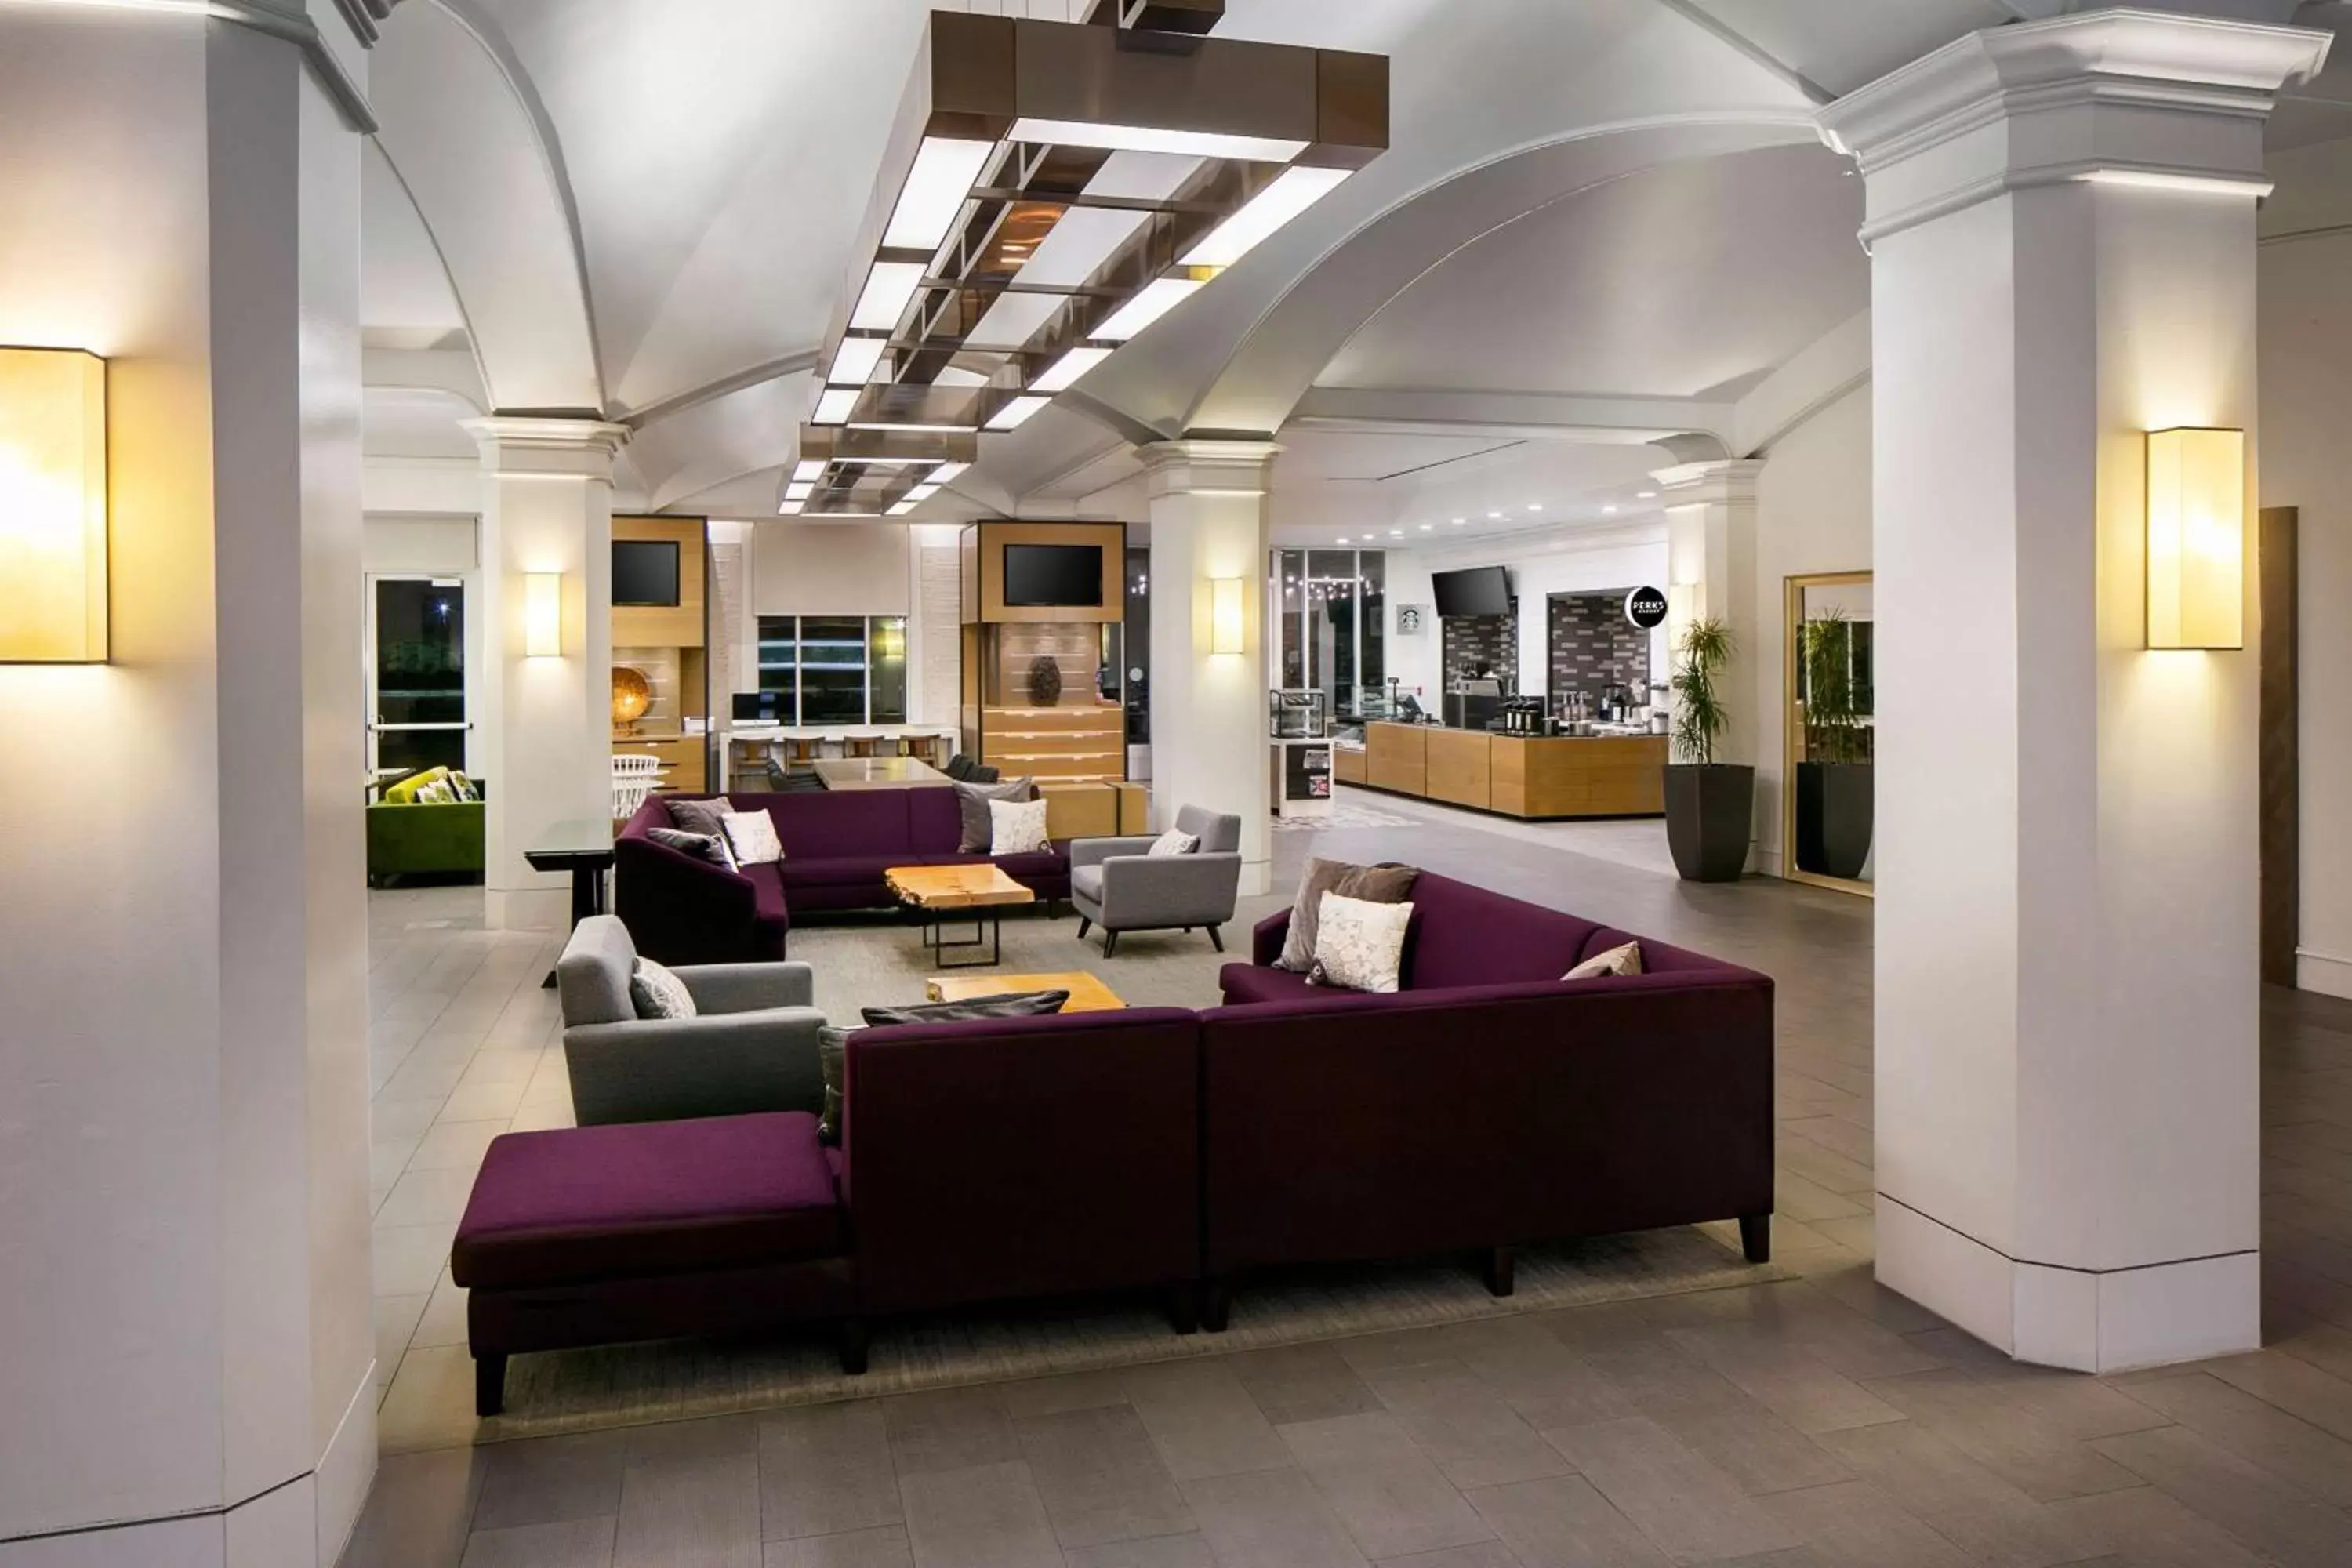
[1362,723,1664,820]
[617,735,708,795]
[982,704,1125,782]
[1424,728,1492,811]
[1367,723,1427,796]
[1334,745,1367,786]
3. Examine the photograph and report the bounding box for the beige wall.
[752,521,913,616]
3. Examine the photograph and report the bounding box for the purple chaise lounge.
[1201,871,1775,1326]
[615,788,1073,965]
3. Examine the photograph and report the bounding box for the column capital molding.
[463,416,630,481]
[1138,438,1282,500]
[1818,9,2329,244]
[1650,458,1765,506]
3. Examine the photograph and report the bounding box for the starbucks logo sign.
[1624,586,1668,630]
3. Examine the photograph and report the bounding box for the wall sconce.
[524,572,564,658]
[0,347,108,663]
[2145,426,2244,650]
[1209,575,1245,655]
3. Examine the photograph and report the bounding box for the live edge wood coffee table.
[884,863,1034,968]
[924,971,1125,1012]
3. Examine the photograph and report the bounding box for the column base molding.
[1876,1194,2259,1374]
[2294,946,2352,1000]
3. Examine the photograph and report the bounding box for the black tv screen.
[1003,543,1104,608]
[1432,565,1512,618]
[613,540,681,607]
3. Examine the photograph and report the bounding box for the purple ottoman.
[451,1110,857,1415]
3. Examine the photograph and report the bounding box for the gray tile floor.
[343,797,2352,1567]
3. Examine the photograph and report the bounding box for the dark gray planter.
[1664,763,1754,883]
[1795,760,1873,881]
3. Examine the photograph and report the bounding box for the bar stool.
[779,736,819,766]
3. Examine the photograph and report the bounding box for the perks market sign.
[1624,586,1668,630]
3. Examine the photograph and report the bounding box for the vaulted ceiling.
[358,0,2352,541]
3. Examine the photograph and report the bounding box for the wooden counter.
[1359,724,1665,820]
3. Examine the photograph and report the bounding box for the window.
[1274,549,1385,720]
[753,615,909,724]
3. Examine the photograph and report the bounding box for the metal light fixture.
[0,347,107,664]
[783,2,1387,517]
[524,572,564,659]
[1210,576,1245,655]
[2145,426,2244,650]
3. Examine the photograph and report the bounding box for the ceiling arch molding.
[1173,112,1823,441]
[370,0,604,412]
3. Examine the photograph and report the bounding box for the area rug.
[470,1226,1790,1444]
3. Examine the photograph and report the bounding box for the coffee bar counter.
[1362,721,1666,820]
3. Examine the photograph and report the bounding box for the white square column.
[1142,440,1278,896]
[1654,458,1764,768]
[463,416,628,921]
[1823,11,2329,1371]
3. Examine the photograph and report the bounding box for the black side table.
[525,818,617,987]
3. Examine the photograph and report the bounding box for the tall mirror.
[1784,572,1874,894]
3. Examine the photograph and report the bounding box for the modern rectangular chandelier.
[783,1,1387,517]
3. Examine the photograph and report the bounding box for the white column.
[464,417,628,923]
[1654,456,1764,760]
[0,5,376,1564]
[1822,10,2328,1371]
[1142,440,1278,895]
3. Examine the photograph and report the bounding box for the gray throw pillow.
[667,796,734,838]
[954,777,1035,853]
[648,826,737,871]
[818,989,1070,1145]
[1275,858,1419,971]
[629,957,697,1019]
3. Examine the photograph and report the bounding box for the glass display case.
[1269,687,1329,739]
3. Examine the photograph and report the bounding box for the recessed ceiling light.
[812,387,858,425]
[1418,523,1433,531]
[985,394,1051,431]
[1337,535,1351,543]
[1181,165,1352,267]
[827,335,888,386]
[929,461,969,483]
[1602,505,1617,514]
[1095,277,1202,342]
[1636,490,1657,499]
[786,481,815,501]
[1388,528,1403,537]
[906,483,942,501]
[849,260,926,332]
[1031,345,1112,394]
[1450,517,1465,525]
[881,136,994,252]
[1487,510,1502,519]
[792,459,825,483]
[1527,503,1542,512]
[1009,117,1309,164]
[888,499,919,517]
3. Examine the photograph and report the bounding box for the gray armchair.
[554,915,826,1125]
[1067,804,1244,956]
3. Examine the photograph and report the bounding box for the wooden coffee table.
[924,971,1125,1012]
[884,863,1036,968]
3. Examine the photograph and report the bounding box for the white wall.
[2259,227,2352,999]
[750,521,913,617]
[1752,381,1875,873]
[1384,528,1670,703]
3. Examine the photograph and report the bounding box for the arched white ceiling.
[1319,143,1865,401]
[360,141,467,349]
[371,0,601,411]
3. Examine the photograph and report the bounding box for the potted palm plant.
[1664,616,1754,882]
[1795,608,1873,880]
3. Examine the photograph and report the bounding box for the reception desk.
[1360,722,1666,820]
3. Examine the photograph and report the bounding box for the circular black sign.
[1624,586,1669,630]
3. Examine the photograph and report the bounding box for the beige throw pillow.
[1564,942,1643,979]
[1146,829,1198,857]
[720,809,783,866]
[1275,858,1419,971]
[988,795,1051,855]
[1307,891,1414,993]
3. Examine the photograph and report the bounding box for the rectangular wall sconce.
[524,572,564,658]
[0,347,108,663]
[2145,426,2245,650]
[1209,576,1245,655]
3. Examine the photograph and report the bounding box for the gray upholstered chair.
[554,915,826,1125]
[1068,804,1244,956]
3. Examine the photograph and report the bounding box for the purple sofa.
[615,789,1073,965]
[1204,871,1776,1323]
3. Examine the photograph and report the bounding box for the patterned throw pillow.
[448,771,480,801]
[988,796,1051,855]
[955,777,1034,852]
[1564,941,1643,979]
[1307,891,1414,993]
[720,809,784,866]
[629,957,697,1020]
[1276,858,1419,971]
[416,778,457,804]
[1146,829,1199,858]
[666,796,734,838]
[647,826,739,872]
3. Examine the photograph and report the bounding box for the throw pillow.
[647,826,739,872]
[720,809,784,866]
[1146,829,1199,858]
[448,771,479,801]
[1564,941,1644,979]
[954,776,1035,852]
[818,1024,861,1143]
[629,957,697,1020]
[1307,891,1414,993]
[1276,858,1420,971]
[989,796,1051,855]
[666,795,734,839]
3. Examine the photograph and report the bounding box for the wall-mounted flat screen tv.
[613,540,681,607]
[1431,565,1512,618]
[1003,543,1104,608]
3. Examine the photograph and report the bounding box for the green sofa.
[368,767,485,885]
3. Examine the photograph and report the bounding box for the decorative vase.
[611,665,652,734]
[1026,655,1063,706]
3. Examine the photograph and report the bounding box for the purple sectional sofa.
[1204,870,1776,1323]
[452,870,1774,1412]
[615,789,1073,965]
